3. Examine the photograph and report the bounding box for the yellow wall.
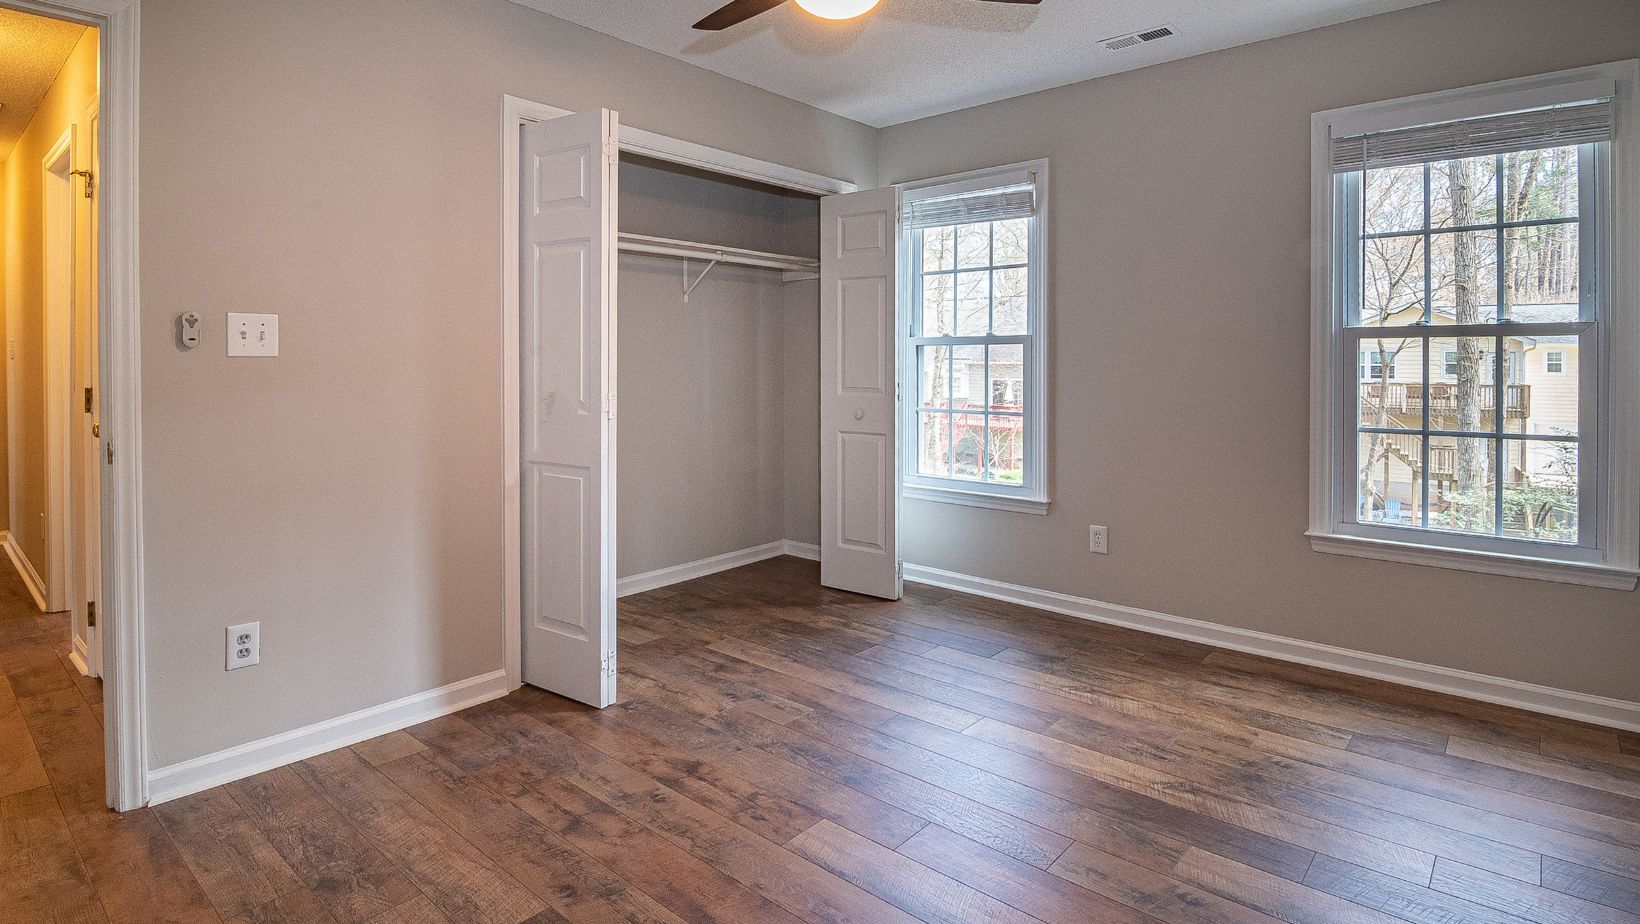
[2,25,98,594]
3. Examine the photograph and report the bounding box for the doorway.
[2,0,140,813]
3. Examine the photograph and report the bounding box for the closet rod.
[618,233,819,274]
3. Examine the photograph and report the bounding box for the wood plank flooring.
[4,555,1640,923]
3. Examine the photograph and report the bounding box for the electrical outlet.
[1089,525,1109,555]
[226,622,260,671]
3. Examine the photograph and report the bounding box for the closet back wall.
[617,158,820,577]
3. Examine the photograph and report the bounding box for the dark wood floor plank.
[227,886,342,923]
[1048,841,1285,924]
[895,823,1165,924]
[5,557,1640,924]
[376,748,691,924]
[1302,854,1537,924]
[456,701,913,924]
[154,787,307,919]
[881,712,1315,880]
[967,717,1436,883]
[349,733,428,769]
[68,809,224,924]
[787,819,1047,924]
[0,784,108,922]
[1040,715,1544,882]
[1133,717,1640,881]
[1449,738,1640,801]
[1541,857,1640,915]
[708,636,979,730]
[1430,858,1640,924]
[227,766,424,924]
[928,644,1358,749]
[1172,847,1408,924]
[0,672,49,798]
[1350,735,1640,825]
[547,697,928,849]
[293,747,545,924]
[707,706,1073,869]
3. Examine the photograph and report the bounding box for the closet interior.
[614,154,824,583]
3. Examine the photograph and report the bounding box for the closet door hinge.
[87,601,96,627]
[602,141,618,166]
[606,393,617,421]
[601,649,617,678]
[84,387,94,413]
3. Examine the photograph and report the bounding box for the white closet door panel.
[819,187,901,599]
[520,109,619,706]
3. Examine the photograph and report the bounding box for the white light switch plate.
[228,312,279,357]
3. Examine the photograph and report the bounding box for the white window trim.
[1308,61,1640,591]
[897,160,1050,514]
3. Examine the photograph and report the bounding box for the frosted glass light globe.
[793,0,882,21]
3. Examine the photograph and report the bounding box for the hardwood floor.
[4,555,1640,923]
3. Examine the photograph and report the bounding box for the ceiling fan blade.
[693,0,790,30]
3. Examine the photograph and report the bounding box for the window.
[899,161,1048,514]
[1362,349,1397,380]
[1310,62,1639,589]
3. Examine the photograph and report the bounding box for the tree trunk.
[1449,160,1489,493]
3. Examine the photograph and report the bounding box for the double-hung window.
[1310,62,1640,589]
[899,162,1049,514]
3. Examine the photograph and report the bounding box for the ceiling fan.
[694,0,1041,31]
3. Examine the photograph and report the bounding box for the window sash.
[1336,141,1601,555]
[907,219,1040,497]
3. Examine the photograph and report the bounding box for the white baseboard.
[1,530,49,612]
[903,563,1640,734]
[618,539,817,597]
[145,668,512,806]
[783,540,820,561]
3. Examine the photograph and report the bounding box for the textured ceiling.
[0,8,85,159]
[513,0,1438,127]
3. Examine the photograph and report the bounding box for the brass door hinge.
[84,387,93,413]
[87,601,96,627]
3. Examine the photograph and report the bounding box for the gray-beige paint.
[133,0,1635,771]
[138,0,871,768]
[880,0,1640,703]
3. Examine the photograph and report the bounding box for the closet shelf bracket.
[682,258,722,302]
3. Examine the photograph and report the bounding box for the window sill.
[904,484,1049,515]
[1307,532,1639,590]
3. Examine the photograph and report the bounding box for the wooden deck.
[4,555,1639,923]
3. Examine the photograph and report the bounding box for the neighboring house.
[1357,302,1579,530]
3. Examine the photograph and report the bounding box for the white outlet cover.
[226,621,260,670]
[227,312,279,357]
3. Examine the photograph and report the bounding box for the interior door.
[819,187,902,599]
[71,102,101,676]
[519,109,619,706]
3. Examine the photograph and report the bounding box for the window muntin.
[912,217,1032,486]
[1546,350,1565,373]
[1345,142,1594,547]
[901,164,1047,507]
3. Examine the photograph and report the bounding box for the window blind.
[903,183,1035,229]
[1330,99,1612,173]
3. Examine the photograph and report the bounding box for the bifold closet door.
[819,187,902,600]
[520,109,620,706]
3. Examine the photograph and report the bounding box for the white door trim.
[499,94,856,690]
[2,0,145,811]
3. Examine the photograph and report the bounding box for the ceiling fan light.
[792,0,882,21]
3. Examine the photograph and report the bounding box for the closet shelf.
[618,233,819,275]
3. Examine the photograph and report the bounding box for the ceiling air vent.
[1102,25,1176,51]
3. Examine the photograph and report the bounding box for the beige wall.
[2,26,97,590]
[617,158,820,576]
[138,0,874,768]
[879,0,1640,703]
